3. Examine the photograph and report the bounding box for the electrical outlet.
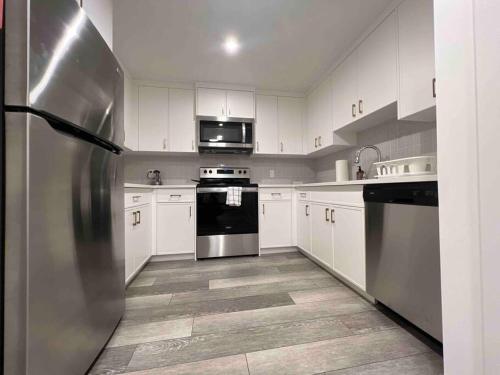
[270,169,275,178]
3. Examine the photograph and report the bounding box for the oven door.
[198,120,253,149]
[196,187,259,258]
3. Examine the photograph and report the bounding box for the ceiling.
[114,0,393,93]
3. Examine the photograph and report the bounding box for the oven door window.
[199,121,249,144]
[197,192,258,236]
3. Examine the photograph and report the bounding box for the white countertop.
[259,174,438,188]
[124,183,196,189]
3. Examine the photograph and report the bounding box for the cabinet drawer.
[297,191,310,201]
[259,188,293,201]
[157,189,195,203]
[125,189,153,208]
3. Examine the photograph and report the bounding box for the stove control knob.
[209,170,212,174]
[238,170,242,174]
[203,170,207,174]
[243,170,247,174]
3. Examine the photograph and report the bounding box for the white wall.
[124,154,316,185]
[81,0,113,49]
[435,0,500,373]
[314,119,437,181]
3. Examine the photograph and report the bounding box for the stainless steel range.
[196,167,259,258]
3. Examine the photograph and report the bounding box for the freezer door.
[6,0,124,147]
[4,113,124,375]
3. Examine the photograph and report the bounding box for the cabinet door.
[278,97,304,155]
[333,206,366,290]
[297,202,311,254]
[169,88,196,152]
[311,203,334,268]
[124,208,137,282]
[397,0,436,121]
[135,205,152,269]
[357,12,397,117]
[260,201,292,248]
[255,95,278,154]
[124,75,138,150]
[332,51,358,130]
[196,88,227,117]
[138,86,169,151]
[227,90,255,118]
[156,203,195,255]
[315,76,333,150]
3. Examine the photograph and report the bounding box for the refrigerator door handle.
[5,105,123,154]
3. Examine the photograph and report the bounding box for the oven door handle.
[197,187,258,193]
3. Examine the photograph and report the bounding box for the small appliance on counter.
[147,169,162,185]
[196,167,259,258]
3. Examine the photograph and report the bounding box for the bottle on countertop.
[356,166,365,180]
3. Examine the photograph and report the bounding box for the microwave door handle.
[242,123,246,143]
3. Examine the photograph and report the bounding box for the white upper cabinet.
[308,76,334,152]
[196,88,227,117]
[278,96,304,155]
[255,95,279,154]
[227,90,255,118]
[196,87,255,119]
[357,12,397,118]
[168,88,196,152]
[123,74,138,150]
[332,51,359,131]
[332,12,397,132]
[397,0,436,121]
[138,86,169,151]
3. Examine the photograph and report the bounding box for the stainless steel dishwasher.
[364,182,442,342]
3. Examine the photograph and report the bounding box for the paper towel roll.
[336,160,349,182]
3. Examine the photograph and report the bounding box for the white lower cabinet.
[156,203,195,255]
[297,201,311,253]
[260,200,293,248]
[311,203,334,268]
[124,204,152,283]
[332,205,366,290]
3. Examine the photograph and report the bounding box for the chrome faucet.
[354,145,382,165]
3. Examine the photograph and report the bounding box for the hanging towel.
[226,186,242,207]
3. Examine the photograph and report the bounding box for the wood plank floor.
[89,252,443,375]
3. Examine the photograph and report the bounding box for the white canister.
[336,160,349,182]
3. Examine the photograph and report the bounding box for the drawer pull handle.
[132,212,137,226]
[325,208,330,222]
[330,209,335,223]
[170,194,182,199]
[137,210,141,224]
[305,204,309,216]
[132,195,141,202]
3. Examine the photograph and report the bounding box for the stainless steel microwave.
[198,120,253,154]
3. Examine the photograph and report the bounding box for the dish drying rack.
[374,156,436,178]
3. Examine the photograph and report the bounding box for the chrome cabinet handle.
[314,137,318,148]
[280,142,284,152]
[132,211,137,226]
[325,208,330,222]
[170,194,181,199]
[189,205,192,218]
[305,204,309,217]
[432,78,436,98]
[163,138,167,150]
[352,104,356,118]
[262,204,265,215]
[137,210,141,224]
[330,208,335,223]
[271,193,282,199]
[358,100,363,114]
[256,141,259,152]
[132,195,140,202]
[222,106,225,116]
[318,136,322,147]
[228,108,231,116]
[192,140,195,150]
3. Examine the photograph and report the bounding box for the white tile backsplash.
[124,119,437,185]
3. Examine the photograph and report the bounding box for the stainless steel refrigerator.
[2,1,125,374]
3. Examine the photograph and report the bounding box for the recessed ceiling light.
[223,36,240,55]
